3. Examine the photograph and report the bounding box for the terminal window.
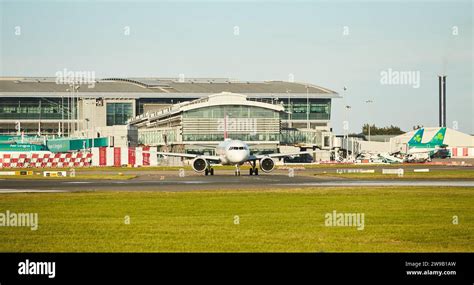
[0,98,67,120]
[106,103,133,126]
[283,99,331,120]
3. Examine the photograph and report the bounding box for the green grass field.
[0,187,472,252]
[317,169,474,180]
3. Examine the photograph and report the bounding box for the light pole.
[345,105,351,159]
[169,99,174,129]
[365,100,374,141]
[342,86,350,160]
[70,84,74,135]
[74,85,80,134]
[66,89,70,137]
[306,85,310,129]
[61,96,64,137]
[38,99,42,137]
[286,90,292,128]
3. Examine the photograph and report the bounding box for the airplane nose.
[229,151,247,163]
[237,152,247,162]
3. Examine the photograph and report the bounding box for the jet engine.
[192,158,208,172]
[259,157,275,173]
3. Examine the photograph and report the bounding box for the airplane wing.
[187,144,218,149]
[248,151,311,161]
[156,152,221,162]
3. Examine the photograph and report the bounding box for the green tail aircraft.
[407,128,425,146]
[406,127,449,161]
[408,127,446,149]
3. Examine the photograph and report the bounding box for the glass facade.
[137,98,330,121]
[181,105,281,142]
[106,103,133,126]
[0,98,71,120]
[139,128,179,145]
[182,133,280,142]
[282,99,331,120]
[280,129,322,145]
[183,105,279,119]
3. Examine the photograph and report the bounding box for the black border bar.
[0,253,472,282]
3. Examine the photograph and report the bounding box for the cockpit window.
[229,146,246,150]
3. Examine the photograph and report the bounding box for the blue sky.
[1,0,472,134]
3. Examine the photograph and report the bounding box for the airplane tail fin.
[427,127,446,146]
[408,128,424,146]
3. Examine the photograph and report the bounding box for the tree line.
[361,124,405,135]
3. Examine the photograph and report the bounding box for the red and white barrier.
[91,147,159,167]
[449,147,474,158]
[0,151,93,168]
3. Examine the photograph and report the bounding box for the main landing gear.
[204,167,214,176]
[249,161,259,176]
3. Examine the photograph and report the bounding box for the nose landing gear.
[234,165,241,176]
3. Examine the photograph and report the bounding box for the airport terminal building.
[129,92,284,153]
[0,77,340,151]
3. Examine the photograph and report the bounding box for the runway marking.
[105,180,211,184]
[0,189,68,193]
[277,181,474,187]
[63,182,92,184]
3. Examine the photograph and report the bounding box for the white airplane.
[404,152,431,163]
[403,127,448,162]
[157,138,310,176]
